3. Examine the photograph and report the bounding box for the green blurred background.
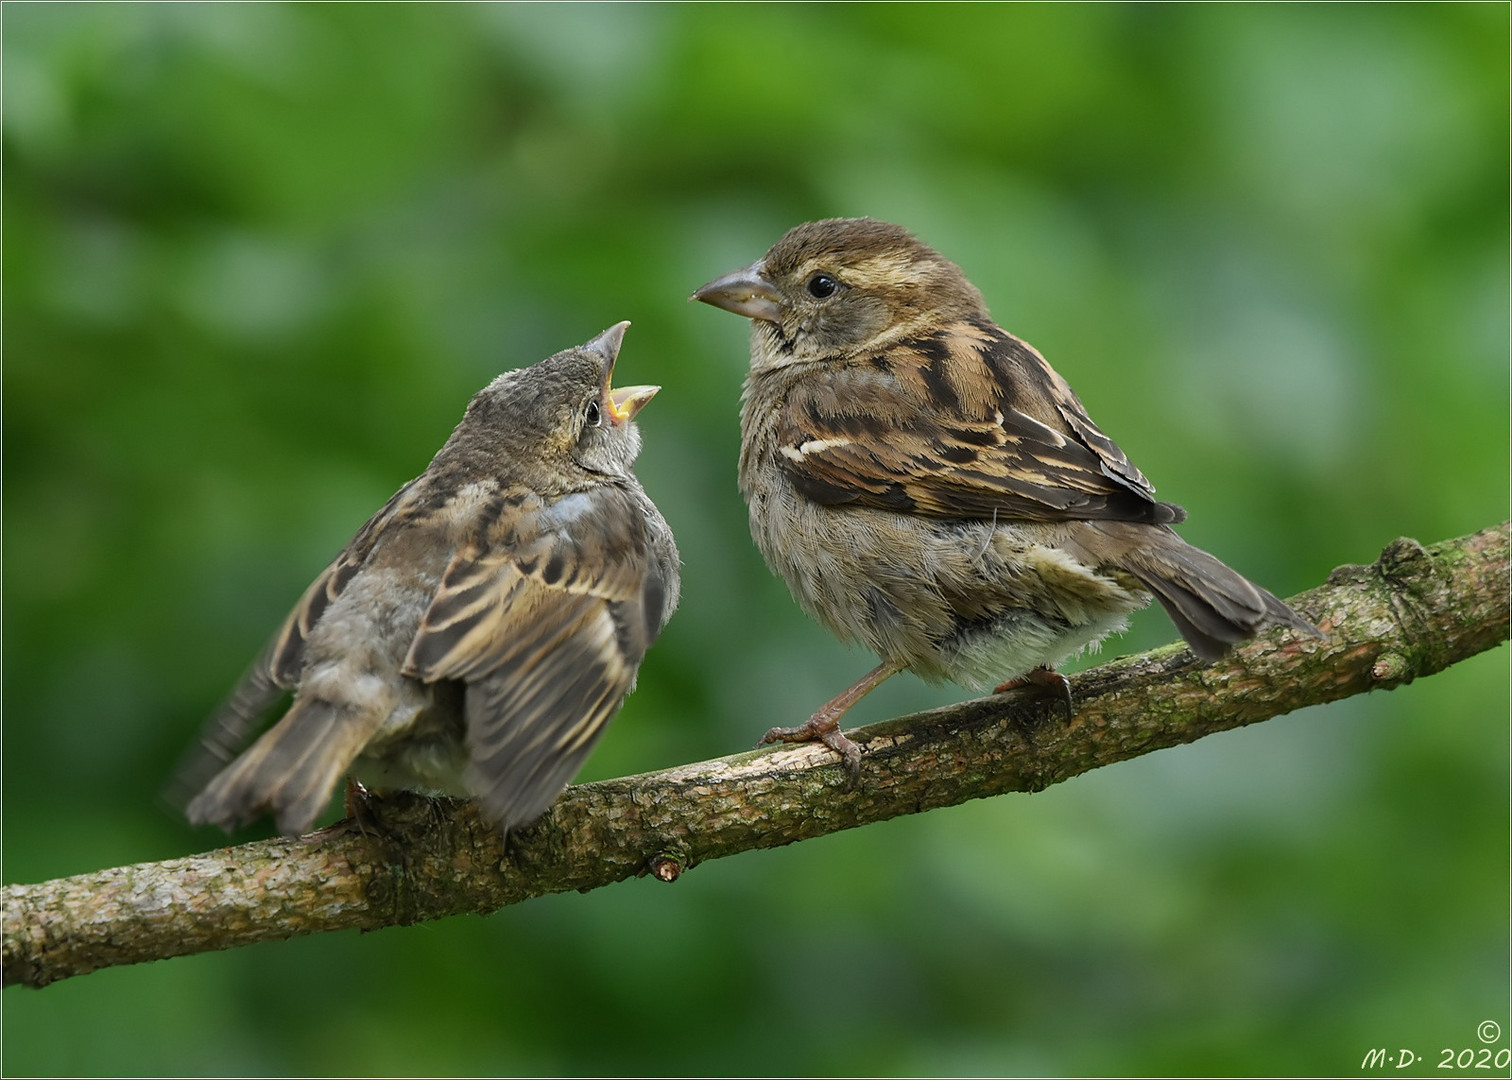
[4,3,1507,1076]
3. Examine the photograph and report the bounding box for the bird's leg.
[995,665,1074,720]
[758,661,902,782]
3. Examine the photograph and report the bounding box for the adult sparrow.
[174,323,680,836]
[693,217,1319,773]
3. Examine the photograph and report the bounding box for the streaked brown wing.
[266,480,424,683]
[165,479,423,809]
[401,485,662,829]
[773,320,1183,525]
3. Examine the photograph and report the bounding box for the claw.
[755,661,900,786]
[343,777,378,836]
[995,665,1074,720]
[759,718,863,786]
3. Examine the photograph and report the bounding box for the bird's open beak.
[582,321,657,424]
[691,264,783,323]
[607,384,659,425]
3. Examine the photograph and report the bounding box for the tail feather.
[185,697,385,836]
[163,654,288,815]
[1088,523,1322,662]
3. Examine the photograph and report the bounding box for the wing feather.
[773,321,1185,525]
[401,484,664,830]
[166,478,425,809]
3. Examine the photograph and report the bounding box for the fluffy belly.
[747,480,1150,688]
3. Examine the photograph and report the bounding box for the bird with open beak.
[175,322,680,835]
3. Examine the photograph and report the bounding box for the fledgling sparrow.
[693,217,1320,772]
[173,323,680,836]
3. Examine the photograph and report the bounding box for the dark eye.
[806,273,838,299]
[584,400,602,428]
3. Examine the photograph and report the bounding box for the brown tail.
[1089,523,1323,662]
[185,697,385,836]
[163,654,287,817]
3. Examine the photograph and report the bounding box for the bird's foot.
[758,714,863,786]
[756,661,900,786]
[995,665,1074,720]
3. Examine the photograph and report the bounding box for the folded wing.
[773,321,1185,526]
[402,485,667,830]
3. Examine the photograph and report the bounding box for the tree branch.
[5,523,1507,989]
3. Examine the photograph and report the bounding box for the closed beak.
[691,264,783,323]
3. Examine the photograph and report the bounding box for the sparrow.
[693,217,1320,773]
[173,322,680,836]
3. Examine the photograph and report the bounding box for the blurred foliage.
[3,3,1507,1076]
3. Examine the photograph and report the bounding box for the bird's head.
[692,217,987,370]
[450,322,659,487]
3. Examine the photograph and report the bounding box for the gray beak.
[691,264,783,323]
[584,321,631,366]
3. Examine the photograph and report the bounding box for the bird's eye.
[584,400,602,428]
[806,273,839,299]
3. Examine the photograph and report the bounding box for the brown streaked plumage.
[694,217,1321,773]
[172,323,679,836]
